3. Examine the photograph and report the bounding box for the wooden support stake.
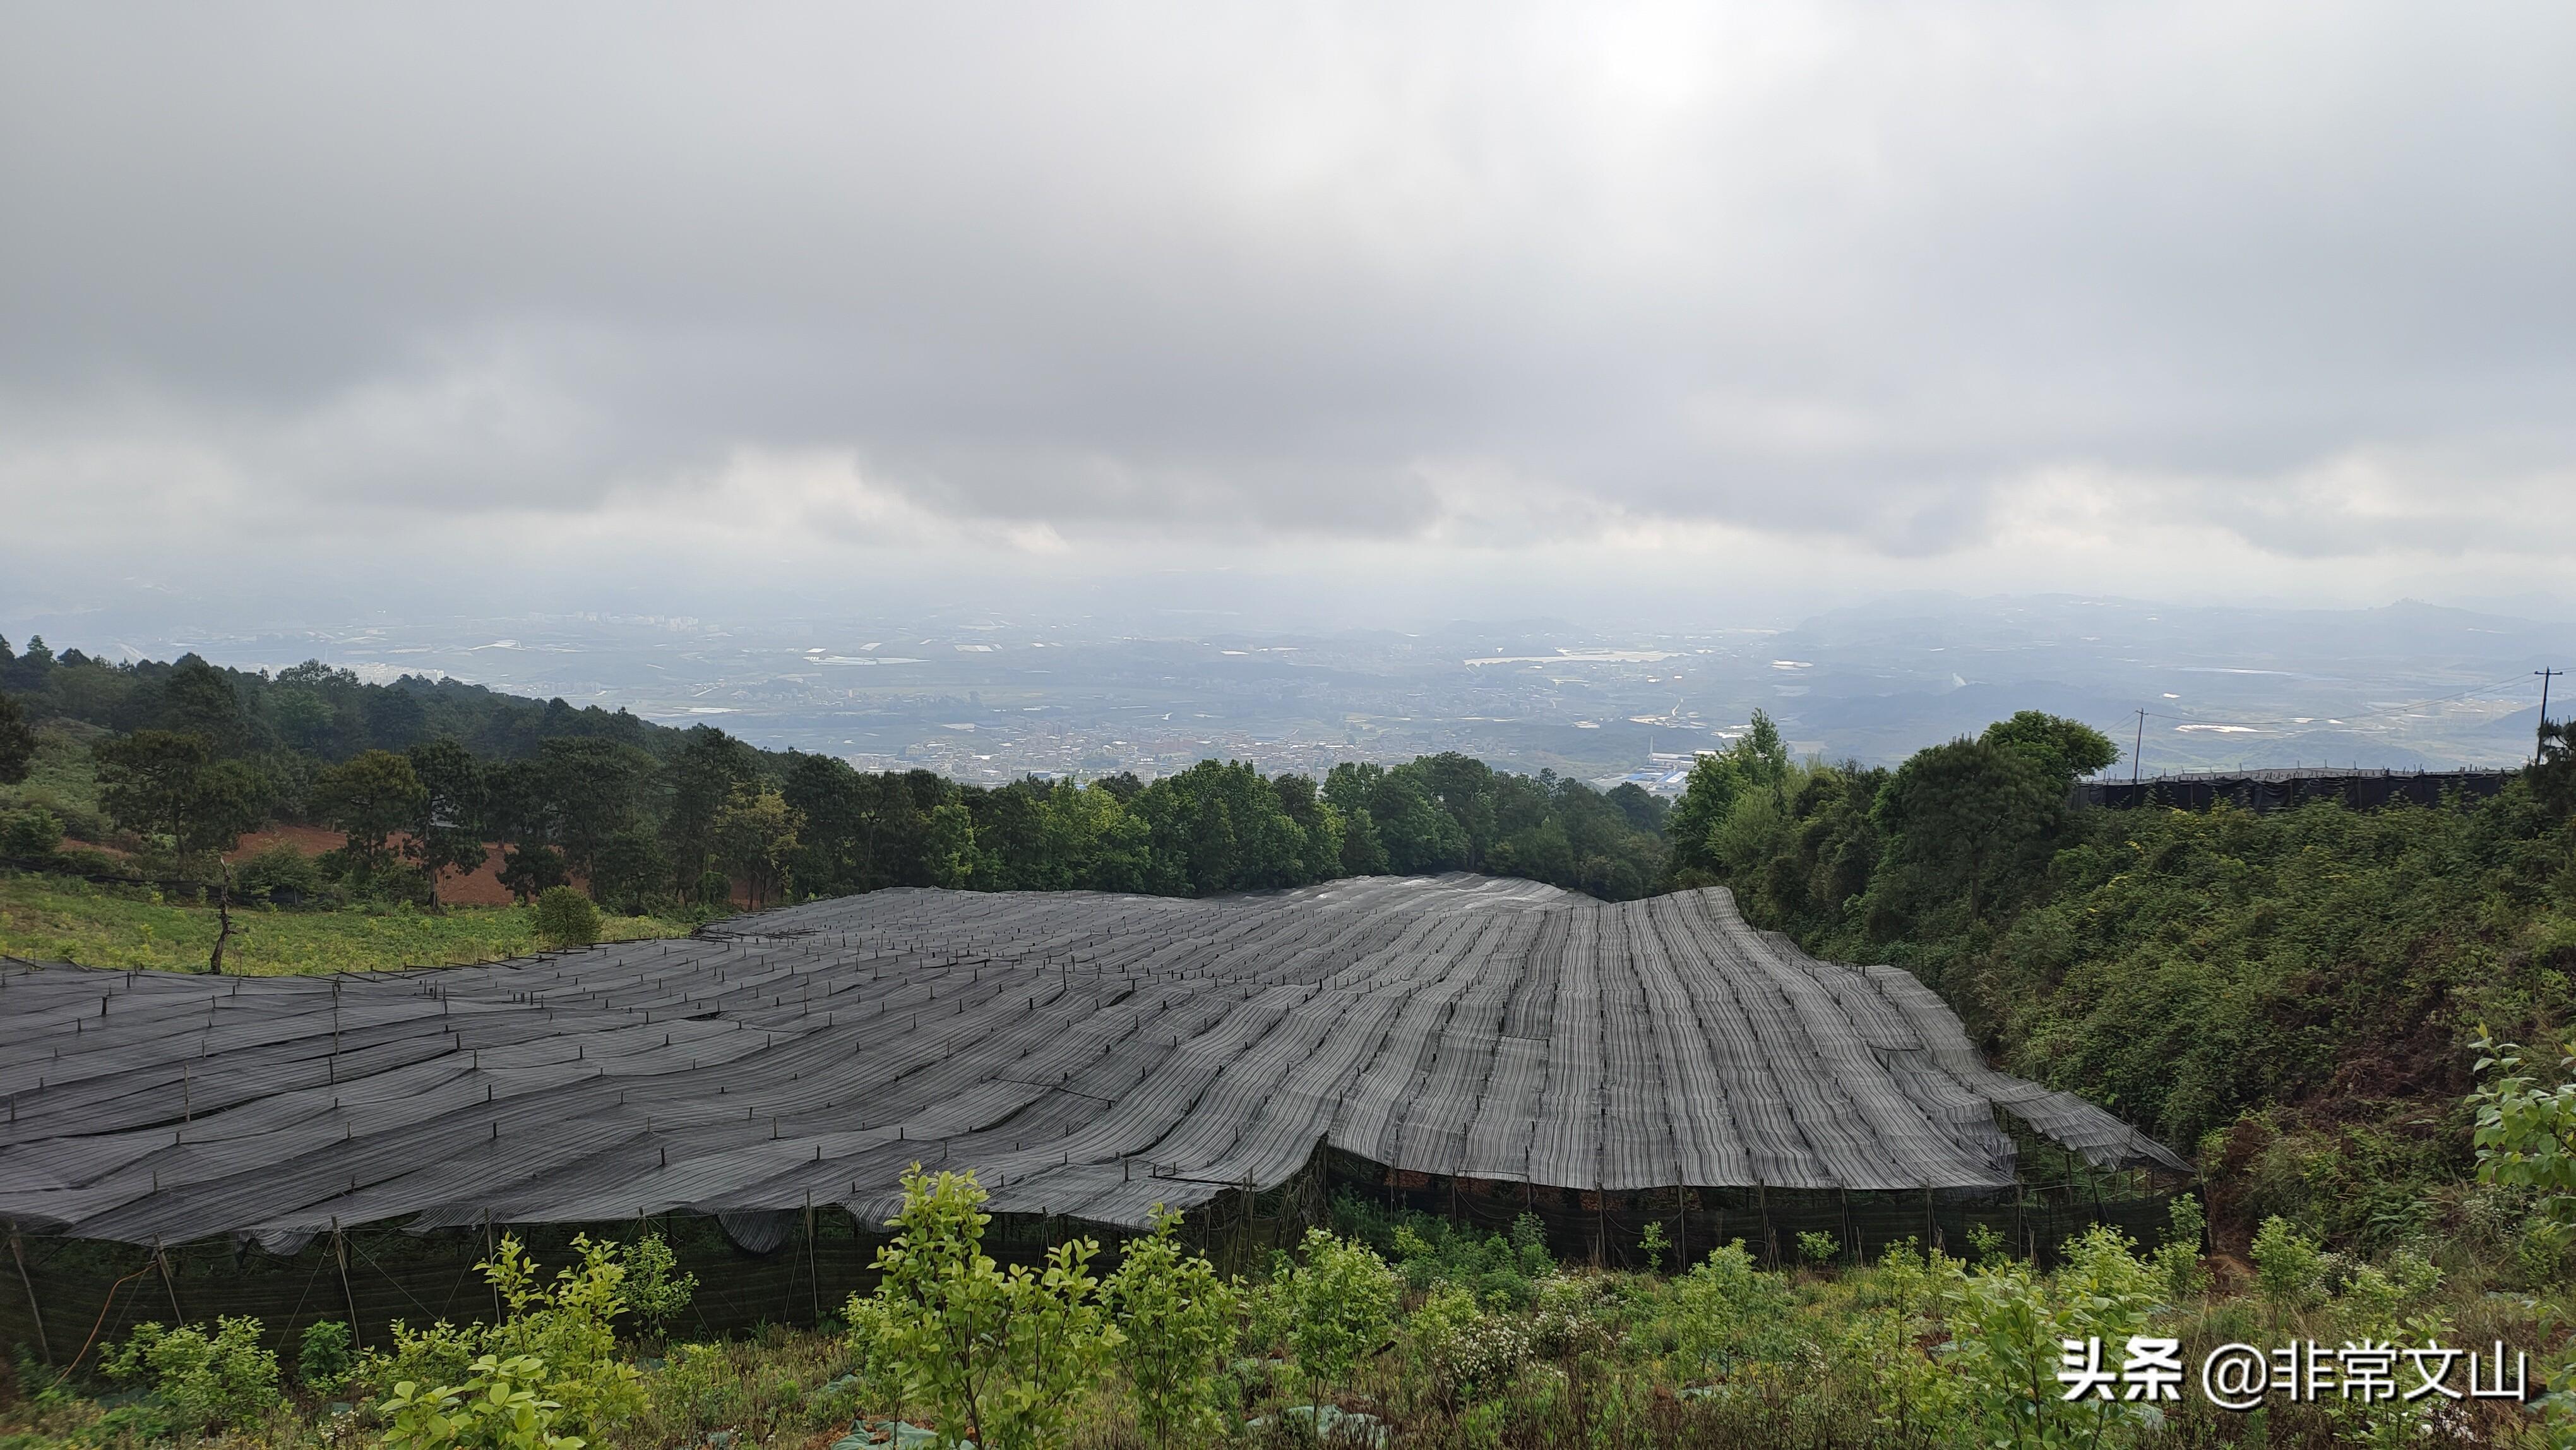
[153,1237,182,1322]
[9,1226,52,1365]
[333,1222,364,1351]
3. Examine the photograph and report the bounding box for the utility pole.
[2132,708,2146,786]
[2540,668,2563,766]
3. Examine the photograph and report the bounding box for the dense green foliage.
[0,639,1668,915]
[15,1171,2560,1450]
[1667,705,2576,1251]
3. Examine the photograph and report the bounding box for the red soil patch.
[225,826,522,907]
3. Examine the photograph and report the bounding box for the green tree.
[533,738,657,880]
[660,726,760,894]
[0,690,35,785]
[1869,736,2058,926]
[95,731,269,971]
[1672,1240,1791,1381]
[1324,762,1466,876]
[1269,1227,1400,1429]
[924,802,978,890]
[534,886,602,949]
[1664,709,1791,879]
[313,749,429,880]
[850,1167,1118,1450]
[1981,710,2120,791]
[713,783,803,907]
[2536,718,2576,821]
[158,656,247,753]
[588,829,670,914]
[619,1233,697,1345]
[499,844,570,905]
[405,738,489,909]
[1101,1207,1239,1450]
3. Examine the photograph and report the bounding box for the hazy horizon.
[6,590,2561,784]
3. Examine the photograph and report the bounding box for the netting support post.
[805,1194,821,1328]
[152,1235,182,1323]
[8,1226,50,1366]
[1594,1181,1606,1269]
[1676,1185,1688,1269]
[333,1221,364,1352]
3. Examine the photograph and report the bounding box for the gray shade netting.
[0,876,2183,1256]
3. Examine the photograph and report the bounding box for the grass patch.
[0,870,697,976]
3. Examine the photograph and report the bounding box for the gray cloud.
[3,1,2572,608]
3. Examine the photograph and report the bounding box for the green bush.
[356,1233,643,1437]
[2250,1216,2327,1317]
[366,1317,482,1401]
[1672,1240,1792,1380]
[621,1232,697,1343]
[2149,1194,2210,1303]
[482,1232,644,1432]
[533,886,601,949]
[847,1166,1116,1450]
[236,841,326,899]
[1262,1226,1401,1427]
[381,1353,582,1450]
[1102,1207,1239,1450]
[1407,1281,1527,1423]
[102,1315,283,1434]
[0,805,63,860]
[299,1318,355,1394]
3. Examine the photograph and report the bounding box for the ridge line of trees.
[0,637,1672,916]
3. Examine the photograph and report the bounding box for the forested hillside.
[1669,705,2576,1251]
[0,636,1669,914]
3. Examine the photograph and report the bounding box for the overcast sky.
[4,3,2573,632]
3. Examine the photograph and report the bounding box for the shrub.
[482,1233,643,1432]
[1638,1220,1669,1273]
[359,1234,643,1436]
[1,805,63,860]
[236,841,325,899]
[1672,1240,1791,1381]
[1102,1206,1239,1450]
[381,1353,583,1450]
[299,1318,355,1395]
[621,1232,697,1343]
[2250,1216,2327,1317]
[102,1316,283,1434]
[1964,1221,2010,1267]
[1268,1227,1400,1426]
[849,1166,1117,1450]
[1383,1213,1549,1307]
[366,1317,482,1401]
[533,886,600,949]
[2150,1194,2209,1303]
[1408,1282,1527,1422]
[1796,1230,1840,1267]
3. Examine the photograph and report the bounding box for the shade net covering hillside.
[0,877,2180,1254]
